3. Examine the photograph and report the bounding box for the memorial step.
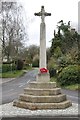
[19,94,66,103]
[24,88,61,96]
[28,82,57,89]
[13,100,72,110]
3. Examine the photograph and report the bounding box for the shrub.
[58,65,80,86]
[16,59,24,70]
[2,63,16,73]
[57,56,68,67]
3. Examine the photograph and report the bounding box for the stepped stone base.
[13,100,72,110]
[13,80,72,110]
[19,94,66,103]
[24,88,61,95]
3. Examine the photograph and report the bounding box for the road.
[61,89,79,104]
[1,70,38,104]
[1,69,80,104]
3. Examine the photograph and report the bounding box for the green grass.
[63,84,80,91]
[50,77,80,91]
[0,70,26,78]
[0,66,33,78]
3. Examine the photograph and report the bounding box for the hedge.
[2,64,16,73]
[58,65,80,86]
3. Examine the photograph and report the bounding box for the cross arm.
[44,12,51,16]
[34,12,42,16]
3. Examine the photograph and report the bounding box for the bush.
[58,65,80,86]
[57,56,68,68]
[2,63,16,73]
[16,59,24,70]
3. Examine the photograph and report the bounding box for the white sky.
[4,0,79,47]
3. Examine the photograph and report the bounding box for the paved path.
[61,89,79,104]
[0,102,79,119]
[1,116,80,120]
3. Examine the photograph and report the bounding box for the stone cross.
[34,6,51,69]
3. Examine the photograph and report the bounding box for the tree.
[49,20,79,71]
[50,20,79,55]
[0,2,28,62]
[27,45,39,63]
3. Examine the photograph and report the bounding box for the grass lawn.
[50,77,80,91]
[63,84,80,91]
[0,70,26,78]
[0,65,33,78]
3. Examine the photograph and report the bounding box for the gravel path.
[0,102,79,118]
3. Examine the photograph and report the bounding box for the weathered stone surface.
[24,88,61,96]
[13,81,72,109]
[36,73,50,82]
[28,82,57,89]
[13,100,72,110]
[40,22,46,68]
[19,94,66,103]
[13,80,72,109]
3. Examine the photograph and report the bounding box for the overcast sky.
[14,0,79,47]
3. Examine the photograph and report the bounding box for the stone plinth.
[36,73,50,82]
[27,82,57,89]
